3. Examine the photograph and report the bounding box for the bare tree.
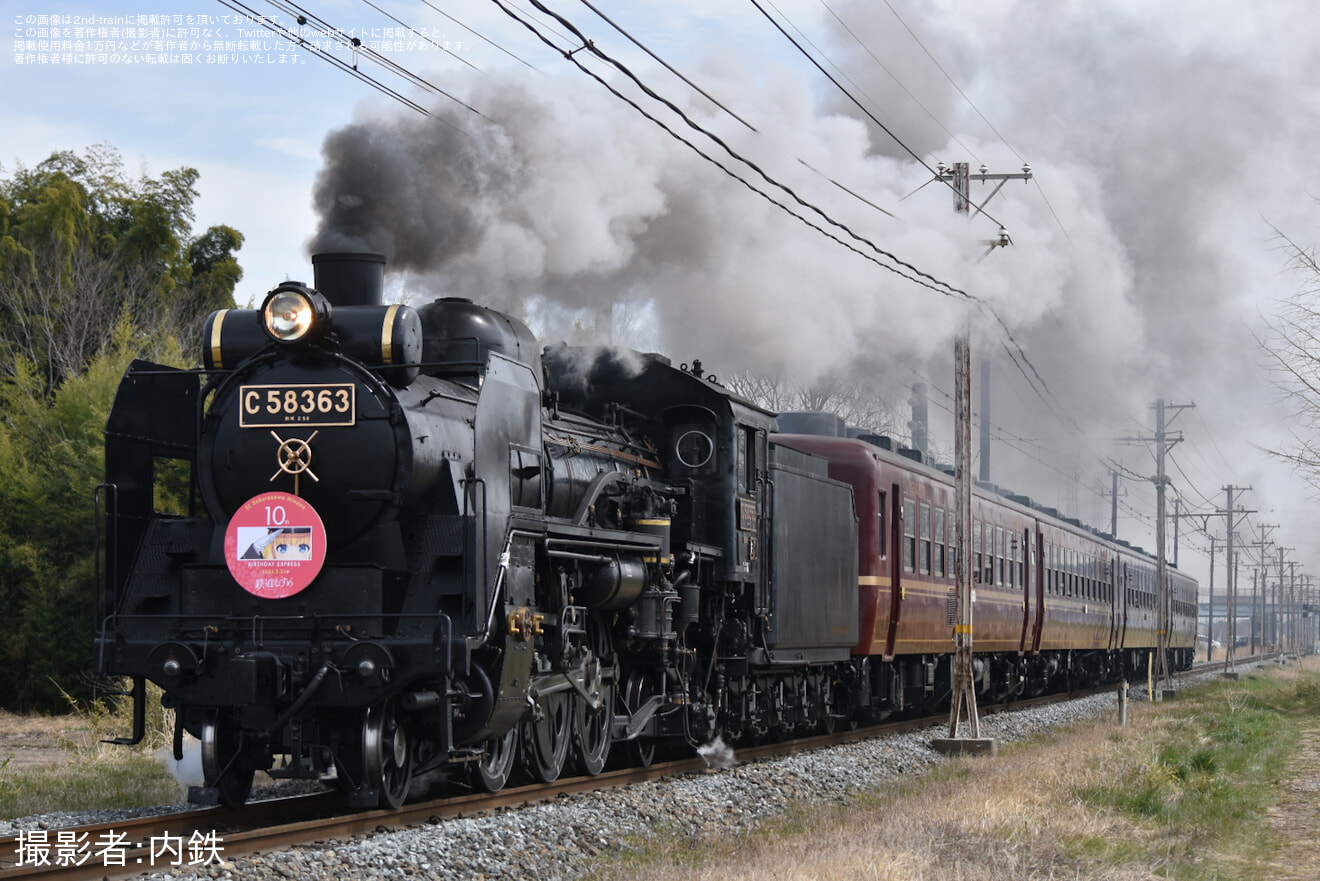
[1258,226,1320,491]
[0,228,159,388]
[723,367,905,439]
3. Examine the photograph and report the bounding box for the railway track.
[0,658,1271,881]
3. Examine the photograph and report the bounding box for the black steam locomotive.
[97,252,859,808]
[98,252,1195,809]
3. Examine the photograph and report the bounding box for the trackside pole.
[933,332,996,758]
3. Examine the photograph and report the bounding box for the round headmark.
[224,491,327,598]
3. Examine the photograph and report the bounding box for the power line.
[575,0,757,132]
[490,0,976,303]
[539,2,1068,438]
[357,0,481,71]
[213,0,453,125]
[747,0,1008,233]
[273,0,487,115]
[871,0,1070,242]
[412,0,540,70]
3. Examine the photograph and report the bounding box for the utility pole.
[1111,471,1119,538]
[1307,574,1315,653]
[1168,503,1206,584]
[927,162,1024,756]
[1308,574,1315,653]
[1276,546,1292,652]
[1251,566,1259,655]
[1231,550,1240,662]
[931,161,1032,489]
[1098,470,1122,538]
[909,383,929,458]
[1290,561,1301,660]
[1250,523,1278,657]
[933,330,994,757]
[1206,536,1216,661]
[1219,485,1255,678]
[1121,399,1193,698]
[1224,487,1238,675]
[937,161,1034,220]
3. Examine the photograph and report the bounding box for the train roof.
[774,429,1170,568]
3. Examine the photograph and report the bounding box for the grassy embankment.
[596,660,1320,881]
[0,687,182,819]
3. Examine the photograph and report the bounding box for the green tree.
[0,145,241,711]
[0,144,242,393]
[0,327,183,709]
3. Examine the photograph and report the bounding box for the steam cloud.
[310,1,1320,567]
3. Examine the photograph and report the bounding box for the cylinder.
[576,556,647,609]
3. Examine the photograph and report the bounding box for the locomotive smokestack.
[312,252,386,307]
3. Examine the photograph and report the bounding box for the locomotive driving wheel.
[572,621,616,776]
[362,697,413,809]
[622,669,660,767]
[522,690,571,784]
[200,715,254,808]
[472,728,518,793]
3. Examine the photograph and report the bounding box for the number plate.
[239,383,356,427]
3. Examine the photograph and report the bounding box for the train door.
[1030,525,1045,653]
[736,423,768,612]
[1017,527,1033,654]
[1107,554,1120,650]
[1117,560,1129,649]
[883,482,903,660]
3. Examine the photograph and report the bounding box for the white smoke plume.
[310,0,1320,571]
[697,735,738,770]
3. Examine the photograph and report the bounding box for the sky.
[8,0,1320,614]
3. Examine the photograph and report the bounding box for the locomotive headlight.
[261,283,331,344]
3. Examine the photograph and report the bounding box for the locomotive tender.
[97,252,1195,808]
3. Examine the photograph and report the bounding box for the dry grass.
[0,684,182,818]
[599,660,1320,881]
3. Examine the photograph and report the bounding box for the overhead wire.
[575,0,757,132]
[488,0,976,304]
[745,0,1080,435]
[746,0,1008,232]
[574,1,902,222]
[894,361,1151,532]
[412,0,540,70]
[272,0,487,116]
[220,2,1302,582]
[223,0,1074,447]
[870,0,1071,242]
[508,0,1078,441]
[357,0,481,71]
[814,0,984,163]
[213,0,451,124]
